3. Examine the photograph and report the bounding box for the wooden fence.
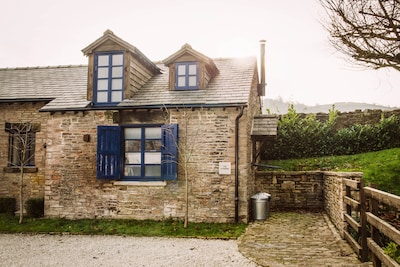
[343,178,400,266]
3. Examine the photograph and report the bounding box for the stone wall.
[298,109,400,129]
[0,102,48,210]
[45,107,255,223]
[323,171,363,237]
[255,171,363,236]
[254,171,324,211]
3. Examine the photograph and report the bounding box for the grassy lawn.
[264,148,400,195]
[0,214,247,239]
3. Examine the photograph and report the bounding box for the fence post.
[359,179,368,262]
[369,184,382,267]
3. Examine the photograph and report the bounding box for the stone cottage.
[0,30,272,223]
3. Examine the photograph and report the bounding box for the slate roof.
[0,65,89,110]
[120,57,256,108]
[0,57,256,112]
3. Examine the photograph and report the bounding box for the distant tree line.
[262,105,400,160]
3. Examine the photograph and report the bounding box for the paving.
[238,212,373,267]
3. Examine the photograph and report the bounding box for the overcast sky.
[2,0,400,107]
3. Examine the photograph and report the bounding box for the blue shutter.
[97,126,121,179]
[161,124,178,180]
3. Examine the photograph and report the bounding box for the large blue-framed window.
[94,52,124,105]
[175,62,198,90]
[97,124,178,181]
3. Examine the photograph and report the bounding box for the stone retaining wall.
[254,171,324,211]
[255,171,363,236]
[299,109,400,129]
[323,172,363,237]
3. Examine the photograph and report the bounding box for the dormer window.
[163,43,219,91]
[82,30,161,106]
[94,51,124,104]
[176,62,198,90]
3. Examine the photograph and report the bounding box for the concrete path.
[238,212,372,267]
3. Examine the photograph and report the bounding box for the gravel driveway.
[0,234,258,267]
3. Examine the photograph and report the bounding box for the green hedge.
[0,198,16,215]
[25,198,44,218]
[262,106,400,160]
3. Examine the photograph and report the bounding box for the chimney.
[259,40,266,96]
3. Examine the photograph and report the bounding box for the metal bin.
[251,192,271,220]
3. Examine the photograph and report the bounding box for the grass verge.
[264,148,400,195]
[0,214,247,239]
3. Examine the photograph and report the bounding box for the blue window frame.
[97,124,178,181]
[94,52,124,105]
[175,62,198,90]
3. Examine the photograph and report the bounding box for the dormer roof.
[163,43,219,75]
[81,30,160,74]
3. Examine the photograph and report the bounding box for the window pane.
[188,76,197,87]
[145,152,161,164]
[177,64,186,75]
[97,91,108,102]
[112,54,123,65]
[125,140,141,152]
[145,165,161,177]
[111,91,122,102]
[145,128,161,139]
[124,165,141,176]
[125,152,141,164]
[178,77,186,87]
[10,134,20,165]
[188,64,197,75]
[97,80,108,90]
[145,140,161,151]
[98,55,109,66]
[125,128,141,139]
[98,67,109,78]
[112,66,123,77]
[112,79,123,90]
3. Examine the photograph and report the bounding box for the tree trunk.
[184,167,188,228]
[19,168,24,224]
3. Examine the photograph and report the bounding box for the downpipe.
[235,106,244,223]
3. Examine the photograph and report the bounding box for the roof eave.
[0,98,53,103]
[39,103,248,113]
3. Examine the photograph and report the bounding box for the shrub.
[25,198,44,218]
[0,198,16,215]
[383,241,400,263]
[262,107,400,160]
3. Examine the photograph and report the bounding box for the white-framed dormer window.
[175,62,198,90]
[94,51,124,105]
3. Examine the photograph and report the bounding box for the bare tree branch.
[320,0,400,71]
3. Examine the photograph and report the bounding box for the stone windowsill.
[3,166,38,173]
[113,181,167,187]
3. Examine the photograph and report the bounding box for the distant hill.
[263,98,399,114]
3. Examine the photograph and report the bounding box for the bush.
[383,241,400,263]
[25,198,44,218]
[0,198,16,215]
[262,107,400,160]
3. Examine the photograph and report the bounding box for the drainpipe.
[234,106,244,223]
[259,40,266,97]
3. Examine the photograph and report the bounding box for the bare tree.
[320,0,400,71]
[6,122,35,224]
[163,107,204,228]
